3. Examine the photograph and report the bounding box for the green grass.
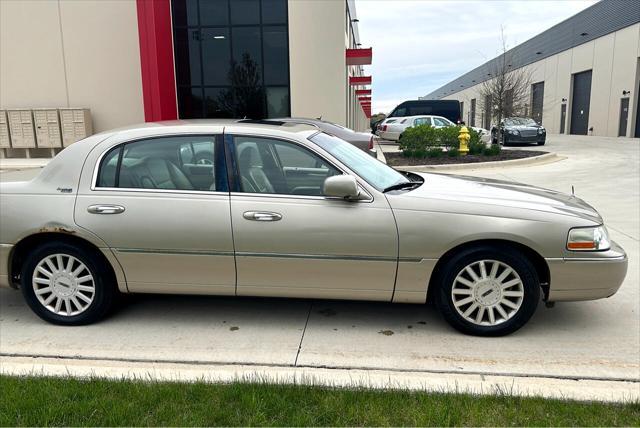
[1,375,638,426]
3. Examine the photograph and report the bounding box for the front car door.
[75,130,235,295]
[227,130,398,301]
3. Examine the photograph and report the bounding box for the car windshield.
[310,132,410,191]
[505,118,537,126]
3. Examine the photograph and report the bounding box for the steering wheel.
[194,152,214,165]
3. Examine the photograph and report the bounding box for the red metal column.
[136,0,178,121]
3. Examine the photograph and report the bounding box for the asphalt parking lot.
[1,134,638,400]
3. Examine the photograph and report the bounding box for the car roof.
[94,119,318,138]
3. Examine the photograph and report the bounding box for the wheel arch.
[427,239,550,302]
[8,232,126,292]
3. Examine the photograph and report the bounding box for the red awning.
[358,96,371,102]
[349,76,372,86]
[355,89,371,96]
[346,48,372,66]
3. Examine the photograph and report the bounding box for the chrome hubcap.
[32,254,95,316]
[451,259,524,326]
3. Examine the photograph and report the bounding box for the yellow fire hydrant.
[458,126,470,156]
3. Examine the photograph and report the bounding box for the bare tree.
[479,27,533,127]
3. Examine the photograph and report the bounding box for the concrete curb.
[1,355,637,403]
[393,152,564,172]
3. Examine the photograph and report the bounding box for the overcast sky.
[355,0,598,114]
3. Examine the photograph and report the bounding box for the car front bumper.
[546,241,628,301]
[505,133,545,143]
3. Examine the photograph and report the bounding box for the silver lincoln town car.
[0,120,628,336]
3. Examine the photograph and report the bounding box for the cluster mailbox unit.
[0,108,92,158]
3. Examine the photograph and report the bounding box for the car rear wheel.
[537,141,546,146]
[21,242,117,325]
[436,246,540,336]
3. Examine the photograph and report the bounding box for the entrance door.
[470,99,476,127]
[560,104,567,134]
[531,82,544,124]
[228,134,398,301]
[484,95,492,129]
[619,97,629,137]
[570,70,592,135]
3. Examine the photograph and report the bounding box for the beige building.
[423,0,640,138]
[0,0,371,147]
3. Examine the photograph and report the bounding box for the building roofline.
[423,0,640,100]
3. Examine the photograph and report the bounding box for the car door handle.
[87,204,125,215]
[243,211,282,222]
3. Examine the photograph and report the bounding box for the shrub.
[400,125,487,157]
[468,129,486,155]
[426,147,443,158]
[482,143,502,156]
[436,126,461,150]
[398,124,439,157]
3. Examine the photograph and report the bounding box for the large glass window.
[96,136,227,192]
[172,0,290,119]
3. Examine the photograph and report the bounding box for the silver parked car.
[0,120,627,336]
[269,117,376,156]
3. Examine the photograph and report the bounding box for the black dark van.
[388,100,462,123]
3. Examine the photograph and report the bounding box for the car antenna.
[571,185,575,196]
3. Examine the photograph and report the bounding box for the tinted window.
[234,136,339,196]
[433,117,452,127]
[96,146,120,188]
[262,0,287,23]
[96,136,227,192]
[230,0,259,24]
[171,0,290,120]
[389,101,461,123]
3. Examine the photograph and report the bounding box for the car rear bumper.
[0,244,13,288]
[546,242,628,301]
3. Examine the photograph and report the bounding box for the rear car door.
[74,134,235,295]
[228,134,398,301]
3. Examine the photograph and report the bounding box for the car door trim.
[112,248,422,262]
[114,248,235,257]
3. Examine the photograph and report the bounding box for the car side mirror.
[323,175,360,199]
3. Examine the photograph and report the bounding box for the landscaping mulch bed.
[385,150,547,166]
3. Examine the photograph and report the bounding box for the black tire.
[537,140,546,146]
[20,242,117,325]
[435,245,540,336]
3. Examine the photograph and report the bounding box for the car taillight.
[368,135,374,150]
[382,125,387,131]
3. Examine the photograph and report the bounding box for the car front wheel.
[436,246,540,336]
[21,242,116,325]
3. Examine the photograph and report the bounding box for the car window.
[96,136,226,192]
[414,117,431,126]
[234,136,340,196]
[433,117,451,127]
[310,132,410,191]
